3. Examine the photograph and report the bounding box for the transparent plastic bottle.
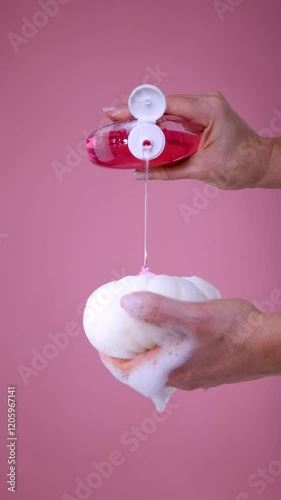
[86,84,199,169]
[86,115,199,169]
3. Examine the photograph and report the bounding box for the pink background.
[1,0,281,499]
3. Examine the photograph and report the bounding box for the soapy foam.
[83,273,221,411]
[101,334,195,412]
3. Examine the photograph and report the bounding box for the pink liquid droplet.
[139,266,154,276]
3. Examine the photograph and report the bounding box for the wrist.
[256,312,281,377]
[256,137,281,189]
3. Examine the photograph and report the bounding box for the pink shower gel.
[139,267,154,275]
[86,115,199,169]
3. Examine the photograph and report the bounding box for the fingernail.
[102,106,122,117]
[102,106,116,112]
[134,171,146,180]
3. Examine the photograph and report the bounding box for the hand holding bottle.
[104,92,281,189]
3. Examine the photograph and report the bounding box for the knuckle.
[207,90,225,100]
[205,91,226,110]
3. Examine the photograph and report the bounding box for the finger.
[103,105,132,122]
[165,95,211,128]
[104,95,211,127]
[167,375,201,391]
[99,346,161,373]
[120,291,211,336]
[134,153,206,181]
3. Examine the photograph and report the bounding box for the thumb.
[135,151,207,181]
[120,291,212,336]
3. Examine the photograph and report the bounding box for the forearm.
[258,137,281,189]
[258,312,281,376]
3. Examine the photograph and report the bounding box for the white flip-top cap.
[128,84,166,122]
[128,84,166,160]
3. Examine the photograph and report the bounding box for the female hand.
[104,92,275,189]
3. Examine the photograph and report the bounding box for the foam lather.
[83,273,220,412]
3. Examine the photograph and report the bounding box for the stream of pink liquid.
[139,143,153,276]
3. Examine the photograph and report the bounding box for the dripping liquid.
[141,141,152,274]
